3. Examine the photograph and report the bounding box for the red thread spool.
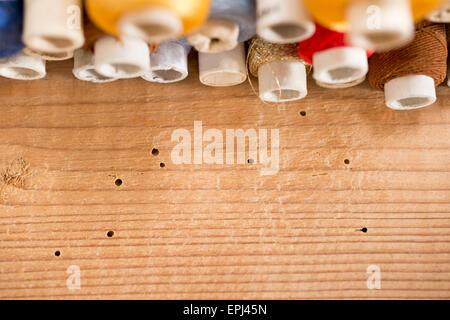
[298,23,373,87]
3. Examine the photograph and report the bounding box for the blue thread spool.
[187,0,256,53]
[0,1,24,59]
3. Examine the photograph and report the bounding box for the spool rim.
[118,7,183,43]
[23,47,74,61]
[384,75,437,110]
[257,20,316,44]
[24,32,85,54]
[200,71,247,87]
[312,47,368,84]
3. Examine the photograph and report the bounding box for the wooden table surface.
[0,57,449,299]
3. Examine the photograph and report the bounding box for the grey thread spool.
[187,0,256,53]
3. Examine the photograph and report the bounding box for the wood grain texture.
[0,56,449,299]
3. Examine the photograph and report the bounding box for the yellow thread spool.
[304,0,443,32]
[85,0,210,43]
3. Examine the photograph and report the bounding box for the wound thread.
[0,0,24,59]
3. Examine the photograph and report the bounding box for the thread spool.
[256,0,315,44]
[248,37,309,102]
[85,0,211,44]
[199,43,247,86]
[0,52,46,80]
[0,1,24,59]
[73,49,117,83]
[368,21,447,110]
[142,40,191,83]
[22,0,84,61]
[94,35,151,79]
[427,0,450,22]
[298,23,373,87]
[304,0,443,51]
[72,16,116,83]
[187,0,255,53]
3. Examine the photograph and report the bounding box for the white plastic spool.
[199,43,247,87]
[256,0,315,44]
[94,35,150,79]
[258,60,307,102]
[142,42,190,83]
[0,52,46,80]
[187,19,240,53]
[72,49,117,83]
[426,0,450,23]
[384,75,436,110]
[23,0,85,60]
[312,47,368,86]
[347,0,414,51]
[118,7,183,43]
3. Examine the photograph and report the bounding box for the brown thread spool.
[447,24,450,87]
[248,37,311,103]
[368,21,447,110]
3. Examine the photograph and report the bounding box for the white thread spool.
[316,76,366,89]
[0,51,46,80]
[23,0,84,60]
[142,41,190,83]
[256,0,315,44]
[426,0,450,23]
[94,35,150,79]
[347,0,414,52]
[384,75,436,110]
[118,7,183,44]
[312,47,368,86]
[258,60,307,102]
[199,42,247,86]
[72,49,117,83]
[187,19,240,53]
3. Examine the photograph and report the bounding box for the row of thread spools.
[0,0,449,110]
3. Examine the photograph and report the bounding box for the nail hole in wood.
[151,148,159,156]
[115,179,122,186]
[361,227,368,233]
[54,250,61,257]
[107,231,114,238]
[160,163,165,168]
[299,111,306,117]
[344,159,350,165]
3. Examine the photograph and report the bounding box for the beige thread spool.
[23,0,85,61]
[347,0,415,52]
[248,37,310,103]
[256,0,315,44]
